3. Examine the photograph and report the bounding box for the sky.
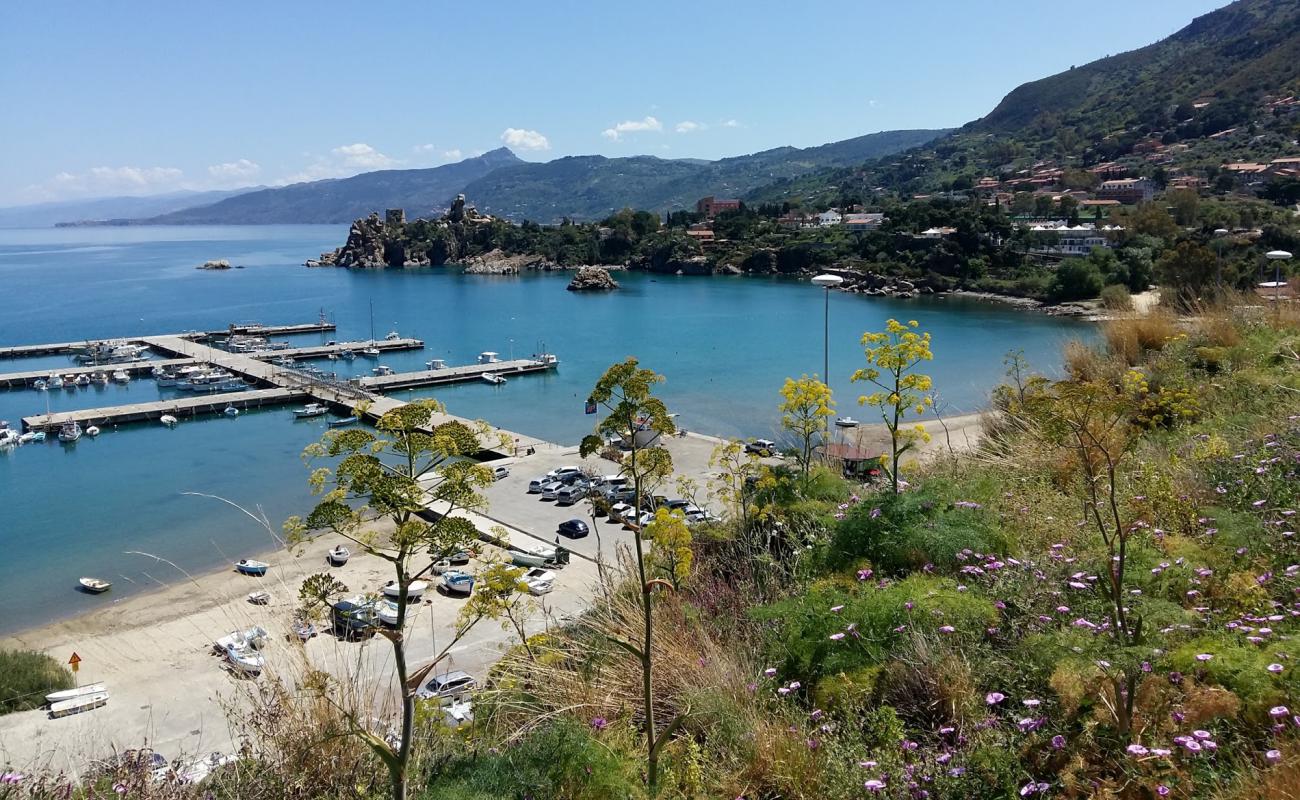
[0,0,1232,206]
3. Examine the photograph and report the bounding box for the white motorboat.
[61,375,76,389]
[376,599,403,627]
[274,356,295,368]
[223,405,239,417]
[235,559,269,576]
[176,752,234,784]
[339,349,356,360]
[160,414,178,427]
[481,372,506,385]
[85,425,100,437]
[327,545,350,566]
[34,378,48,391]
[835,416,860,428]
[361,346,381,357]
[58,421,82,443]
[372,365,394,376]
[510,548,553,568]
[49,691,109,718]
[19,431,45,444]
[294,403,328,419]
[0,427,18,447]
[112,370,130,384]
[79,576,111,593]
[381,580,427,601]
[215,626,268,676]
[328,416,359,428]
[385,330,401,341]
[46,683,107,704]
[47,374,64,389]
[74,374,91,387]
[523,567,556,595]
[90,371,109,386]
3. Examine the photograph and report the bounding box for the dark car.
[558,519,590,538]
[331,598,377,639]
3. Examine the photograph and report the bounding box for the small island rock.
[566,266,619,292]
[197,259,232,270]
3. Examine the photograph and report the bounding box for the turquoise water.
[0,225,1093,633]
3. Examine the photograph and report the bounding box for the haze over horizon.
[2,0,1230,206]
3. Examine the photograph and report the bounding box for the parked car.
[545,466,582,480]
[686,509,721,525]
[608,501,635,522]
[624,510,655,531]
[556,485,587,505]
[540,481,565,500]
[491,465,510,481]
[664,498,691,511]
[331,598,377,639]
[527,477,549,494]
[558,519,590,538]
[746,439,778,456]
[416,670,477,704]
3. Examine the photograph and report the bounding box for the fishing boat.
[328,416,359,428]
[90,370,109,386]
[327,545,350,565]
[294,403,328,419]
[46,683,106,705]
[361,346,381,357]
[835,416,860,428]
[372,365,394,376]
[381,580,428,601]
[61,375,76,389]
[49,691,109,718]
[0,427,18,447]
[290,616,317,642]
[509,548,553,569]
[112,370,130,383]
[79,576,111,593]
[376,599,403,627]
[215,626,268,676]
[85,425,100,437]
[235,559,269,576]
[339,349,356,360]
[47,374,64,389]
[34,378,47,391]
[360,299,382,356]
[74,374,91,387]
[223,405,239,417]
[385,330,400,341]
[19,431,45,444]
[58,421,82,443]
[481,372,506,385]
[246,590,271,605]
[160,414,178,427]
[441,570,475,595]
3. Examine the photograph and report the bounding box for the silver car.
[541,480,564,500]
[416,670,477,705]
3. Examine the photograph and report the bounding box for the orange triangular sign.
[68,652,81,666]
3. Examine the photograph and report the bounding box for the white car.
[415,670,477,704]
[541,481,564,500]
[527,477,549,494]
[608,501,635,522]
[623,510,655,531]
[545,466,582,480]
[491,465,510,481]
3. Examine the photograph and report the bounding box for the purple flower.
[857,568,873,581]
[1268,663,1284,673]
[830,604,845,613]
[1157,786,1170,797]
[1192,729,1211,740]
[1195,653,1214,662]
[829,632,846,641]
[1270,705,1290,717]
[870,507,882,519]
[590,716,608,731]
[939,625,955,633]
[986,692,1006,705]
[1266,749,1282,763]
[1051,735,1065,750]
[864,778,886,792]
[1126,744,1149,756]
[763,667,777,677]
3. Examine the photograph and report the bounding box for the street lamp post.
[811,274,844,384]
[1265,250,1293,320]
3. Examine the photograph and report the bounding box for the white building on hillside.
[1026,222,1122,257]
[817,209,843,226]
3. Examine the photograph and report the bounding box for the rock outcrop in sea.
[197,259,232,270]
[566,266,619,292]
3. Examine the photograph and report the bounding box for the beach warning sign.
[69,652,81,673]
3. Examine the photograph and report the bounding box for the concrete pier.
[0,320,336,360]
[357,359,552,391]
[0,359,193,389]
[21,388,307,432]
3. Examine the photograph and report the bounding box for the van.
[331,598,377,639]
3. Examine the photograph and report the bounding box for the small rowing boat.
[46,683,106,704]
[49,691,109,718]
[79,576,111,593]
[235,559,269,576]
[328,416,359,428]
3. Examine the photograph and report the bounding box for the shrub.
[1049,259,1104,302]
[1103,312,1179,365]
[1099,284,1134,311]
[0,648,73,714]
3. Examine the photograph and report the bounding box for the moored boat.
[49,691,109,718]
[327,545,350,566]
[481,372,506,385]
[381,579,427,601]
[293,403,328,418]
[835,416,860,428]
[160,414,178,427]
[34,378,48,391]
[372,365,394,376]
[19,431,45,444]
[223,405,239,417]
[328,416,359,428]
[90,371,109,386]
[441,570,475,595]
[58,420,82,443]
[46,683,107,704]
[112,370,130,383]
[85,425,100,437]
[79,576,111,593]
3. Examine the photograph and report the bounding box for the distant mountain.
[148,148,524,225]
[748,0,1300,205]
[462,130,948,222]
[135,130,946,226]
[0,188,258,229]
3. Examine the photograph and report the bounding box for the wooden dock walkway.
[0,358,192,389]
[357,359,553,391]
[21,388,307,432]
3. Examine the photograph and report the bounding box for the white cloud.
[675,120,704,134]
[413,143,436,153]
[206,159,261,183]
[722,119,741,128]
[21,165,187,201]
[442,149,463,161]
[500,128,551,151]
[602,116,663,141]
[331,143,396,169]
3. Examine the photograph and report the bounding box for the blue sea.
[0,225,1093,633]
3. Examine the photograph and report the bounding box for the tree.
[778,376,835,478]
[1167,189,1200,226]
[852,319,934,493]
[644,508,693,591]
[1050,258,1105,302]
[1155,240,1218,307]
[577,358,680,795]
[298,572,348,616]
[285,399,505,800]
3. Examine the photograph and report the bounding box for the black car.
[557,519,590,538]
[331,599,377,639]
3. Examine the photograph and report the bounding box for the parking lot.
[480,432,736,563]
